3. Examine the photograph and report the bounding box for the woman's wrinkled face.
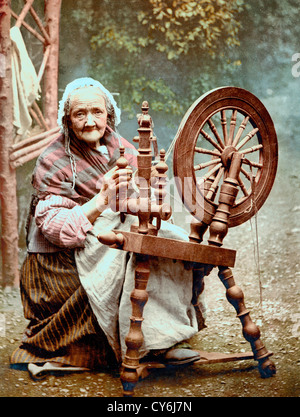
[69,87,108,148]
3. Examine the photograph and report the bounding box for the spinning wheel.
[98,87,278,396]
[173,87,278,227]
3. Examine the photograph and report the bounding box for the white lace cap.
[57,77,121,130]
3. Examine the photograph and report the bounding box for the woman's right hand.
[96,165,133,212]
[82,166,132,224]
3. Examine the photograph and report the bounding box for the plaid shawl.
[32,126,138,204]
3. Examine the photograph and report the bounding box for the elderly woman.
[11,78,202,377]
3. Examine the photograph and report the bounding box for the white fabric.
[10,26,40,140]
[75,210,199,361]
[97,144,110,158]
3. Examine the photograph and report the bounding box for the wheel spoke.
[194,158,221,171]
[200,128,223,153]
[240,166,252,181]
[206,167,224,200]
[197,162,223,184]
[228,109,238,145]
[207,119,225,149]
[243,159,263,169]
[238,175,249,196]
[221,110,228,146]
[241,143,263,155]
[232,116,250,147]
[194,147,221,157]
[236,127,259,150]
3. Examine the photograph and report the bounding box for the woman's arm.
[35,195,94,248]
[35,166,133,248]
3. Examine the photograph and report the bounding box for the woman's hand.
[96,166,133,211]
[81,166,133,224]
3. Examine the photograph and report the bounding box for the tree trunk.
[44,0,62,128]
[0,2,19,287]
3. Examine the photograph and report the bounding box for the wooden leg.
[120,254,150,396]
[218,266,276,378]
[192,263,214,331]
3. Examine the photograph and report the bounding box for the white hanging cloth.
[10,26,40,141]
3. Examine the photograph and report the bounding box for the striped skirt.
[10,250,117,369]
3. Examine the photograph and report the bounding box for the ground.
[0,94,299,399]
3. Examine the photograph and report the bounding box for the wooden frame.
[0,0,61,286]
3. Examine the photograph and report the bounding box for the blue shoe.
[163,348,200,365]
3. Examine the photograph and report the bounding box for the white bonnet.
[57,77,121,130]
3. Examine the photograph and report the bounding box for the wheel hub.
[221,145,236,168]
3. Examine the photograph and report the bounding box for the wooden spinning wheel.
[98,89,278,396]
[173,87,278,227]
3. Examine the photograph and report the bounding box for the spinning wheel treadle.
[173,86,278,227]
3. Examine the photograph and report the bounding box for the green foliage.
[63,0,245,118]
[60,0,299,120]
[124,76,184,116]
[137,0,244,60]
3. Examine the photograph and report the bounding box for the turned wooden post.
[120,103,172,396]
[134,111,152,234]
[208,152,241,246]
[121,254,150,396]
[115,146,129,223]
[120,104,153,396]
[218,266,276,377]
[189,175,215,330]
[207,151,276,377]
[153,150,168,206]
[137,101,158,159]
[152,149,169,231]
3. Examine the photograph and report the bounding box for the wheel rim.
[173,87,278,227]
